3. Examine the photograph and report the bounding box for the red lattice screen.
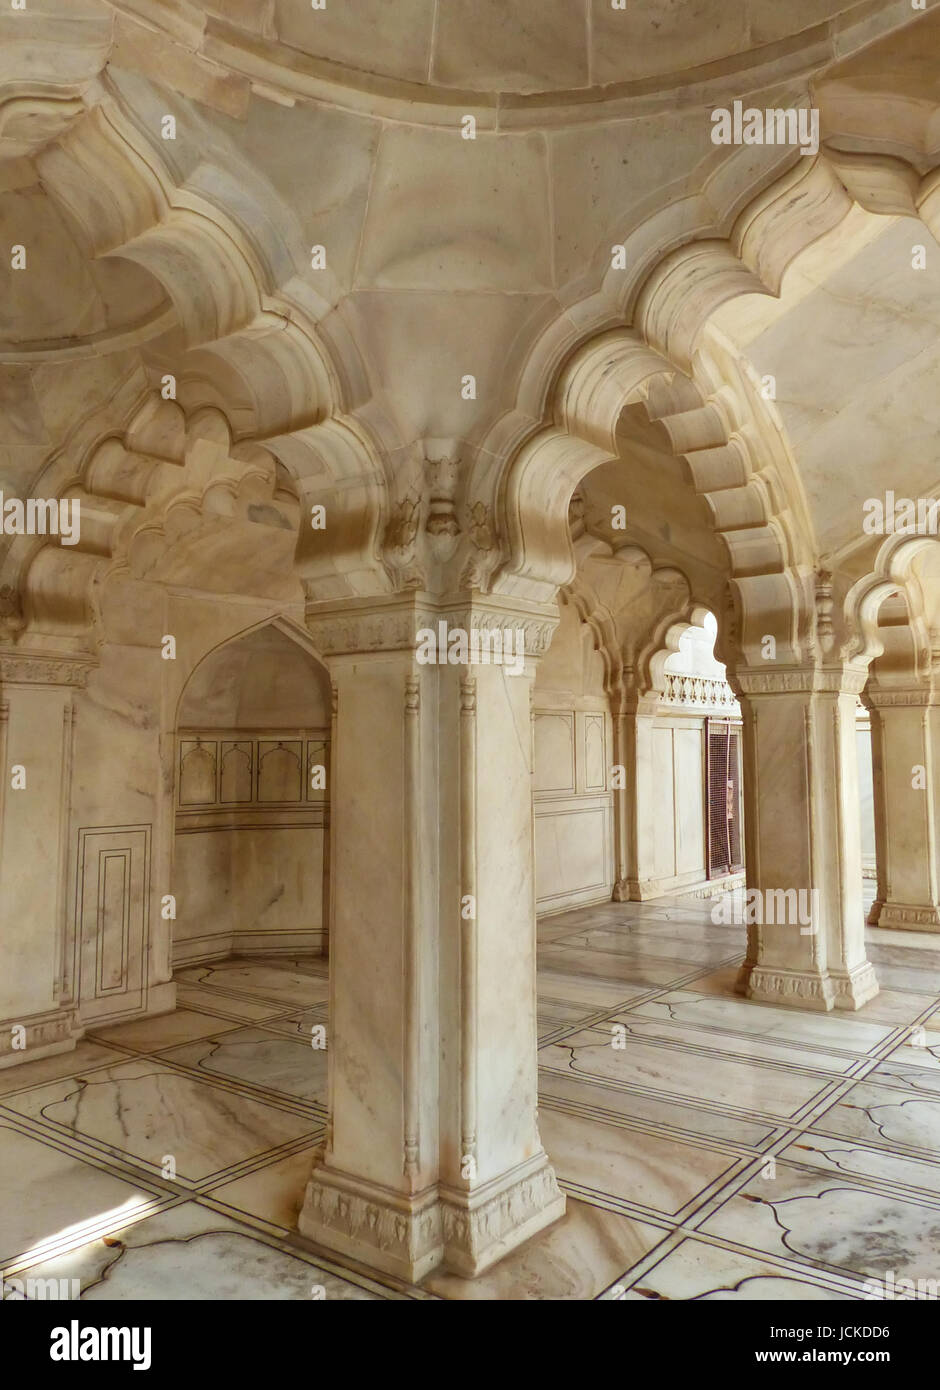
[706,719,744,878]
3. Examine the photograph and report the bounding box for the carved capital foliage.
[424,455,462,562]
[382,494,425,590]
[459,501,499,590]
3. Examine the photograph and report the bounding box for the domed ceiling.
[140,0,919,103]
[0,0,938,625]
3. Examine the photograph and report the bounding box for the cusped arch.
[486,324,798,667]
[641,602,717,698]
[561,540,711,701]
[0,73,399,639]
[480,130,940,673]
[844,534,939,678]
[0,384,391,648]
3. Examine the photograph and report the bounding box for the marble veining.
[4,899,939,1301]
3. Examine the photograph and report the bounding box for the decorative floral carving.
[383,494,425,588]
[460,501,497,588]
[815,568,835,654]
[0,653,94,687]
[424,456,461,561]
[737,669,867,696]
[306,603,557,659]
[440,1161,563,1266]
[302,1174,442,1263]
[0,585,25,639]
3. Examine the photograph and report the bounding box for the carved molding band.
[876,903,940,929]
[866,688,938,709]
[744,961,879,1010]
[737,668,868,697]
[299,1165,443,1281]
[0,1006,79,1061]
[0,653,95,687]
[440,1157,565,1276]
[744,967,835,1007]
[306,608,437,657]
[300,1155,565,1279]
[305,597,559,659]
[828,963,880,1010]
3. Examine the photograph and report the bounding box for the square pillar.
[611,691,663,901]
[298,594,564,1282]
[735,669,879,1011]
[866,688,940,931]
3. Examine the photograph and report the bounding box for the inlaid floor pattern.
[4,890,940,1300]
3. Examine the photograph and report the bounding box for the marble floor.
[3,890,940,1301]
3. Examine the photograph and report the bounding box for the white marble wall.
[648,719,708,889]
[856,712,877,879]
[172,624,331,964]
[533,602,613,913]
[0,584,336,1068]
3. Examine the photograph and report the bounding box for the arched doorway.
[172,622,332,968]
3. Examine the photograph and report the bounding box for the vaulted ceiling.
[0,0,938,632]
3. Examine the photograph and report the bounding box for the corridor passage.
[2,896,939,1301]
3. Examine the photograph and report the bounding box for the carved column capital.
[304,591,559,661]
[735,666,868,698]
[864,686,938,710]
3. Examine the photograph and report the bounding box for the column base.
[615,877,663,901]
[616,871,738,902]
[869,901,940,932]
[737,963,836,1010]
[297,1152,565,1283]
[298,1161,444,1283]
[440,1153,565,1278]
[736,960,879,1011]
[828,961,880,1010]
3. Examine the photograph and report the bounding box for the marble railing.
[661,672,739,712]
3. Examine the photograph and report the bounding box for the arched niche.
[172,623,332,966]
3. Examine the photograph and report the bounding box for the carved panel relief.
[179,740,218,805]
[76,825,151,1020]
[176,730,329,813]
[258,740,304,803]
[533,712,576,794]
[220,741,252,803]
[582,713,607,791]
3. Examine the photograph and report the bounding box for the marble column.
[865,687,940,932]
[298,593,565,1282]
[611,689,663,901]
[735,668,879,1011]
